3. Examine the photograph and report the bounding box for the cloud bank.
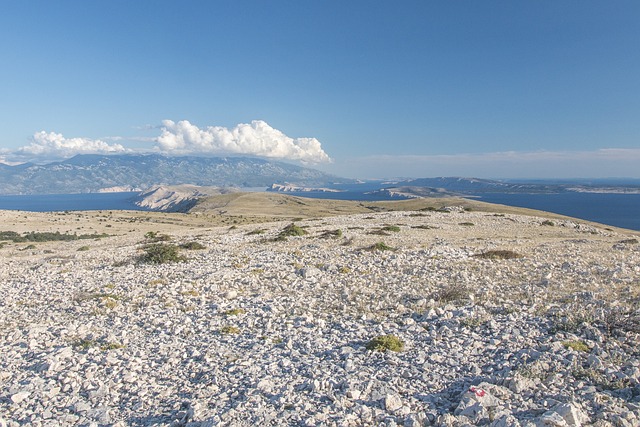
[13,131,127,161]
[5,120,331,164]
[156,120,331,163]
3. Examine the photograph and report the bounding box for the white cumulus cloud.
[15,131,127,160]
[155,120,331,163]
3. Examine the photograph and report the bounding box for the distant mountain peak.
[0,154,350,195]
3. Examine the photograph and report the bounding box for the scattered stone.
[0,209,636,425]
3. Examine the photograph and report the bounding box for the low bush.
[366,335,404,352]
[139,243,186,264]
[320,229,343,239]
[433,283,471,304]
[144,231,172,242]
[367,242,394,251]
[274,223,308,241]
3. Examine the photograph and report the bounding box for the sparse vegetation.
[246,229,266,235]
[319,229,343,239]
[144,231,172,242]
[618,238,638,244]
[433,283,471,304]
[474,250,523,260]
[73,338,124,351]
[220,325,241,335]
[541,220,555,226]
[366,335,404,352]
[459,222,475,226]
[381,225,401,232]
[179,241,206,250]
[0,230,108,243]
[562,340,589,352]
[223,308,246,316]
[139,243,187,264]
[367,242,394,251]
[77,245,90,251]
[274,223,308,241]
[412,224,435,230]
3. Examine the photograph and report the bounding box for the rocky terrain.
[0,205,639,426]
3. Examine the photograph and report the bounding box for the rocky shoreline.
[1,208,639,426]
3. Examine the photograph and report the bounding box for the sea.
[0,189,638,232]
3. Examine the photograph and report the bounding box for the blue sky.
[1,1,638,178]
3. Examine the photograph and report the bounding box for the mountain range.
[0,154,349,195]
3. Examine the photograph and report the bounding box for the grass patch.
[366,335,404,352]
[381,225,401,232]
[77,246,90,251]
[223,308,246,316]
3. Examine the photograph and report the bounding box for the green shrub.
[563,340,589,352]
[366,335,404,352]
[139,243,186,264]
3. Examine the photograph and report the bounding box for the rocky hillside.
[0,154,349,195]
[0,207,638,426]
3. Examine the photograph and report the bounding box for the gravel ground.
[1,208,639,426]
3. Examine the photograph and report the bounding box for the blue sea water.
[0,189,638,231]
[0,192,143,212]
[472,192,640,232]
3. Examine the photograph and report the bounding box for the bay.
[0,189,638,232]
